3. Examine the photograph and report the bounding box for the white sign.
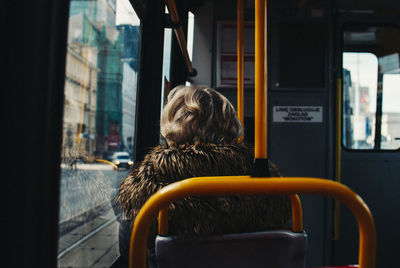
[273,106,323,123]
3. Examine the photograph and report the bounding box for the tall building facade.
[63,44,99,160]
[62,0,140,160]
[64,0,122,159]
[117,24,140,153]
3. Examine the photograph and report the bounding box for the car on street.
[111,152,133,169]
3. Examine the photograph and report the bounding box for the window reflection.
[58,0,140,266]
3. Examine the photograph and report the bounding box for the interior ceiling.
[188,0,400,10]
[334,0,400,9]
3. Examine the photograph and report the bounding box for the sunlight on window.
[58,0,140,266]
[187,11,195,61]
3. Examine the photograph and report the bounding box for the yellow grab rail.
[334,78,343,240]
[95,159,118,171]
[237,0,244,125]
[129,177,376,268]
[241,0,303,236]
[289,193,303,232]
[254,0,267,158]
[157,177,303,235]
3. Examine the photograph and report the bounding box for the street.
[58,163,130,267]
[59,163,129,230]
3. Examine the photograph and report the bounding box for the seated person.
[115,85,291,267]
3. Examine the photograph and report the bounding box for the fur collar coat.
[116,142,291,239]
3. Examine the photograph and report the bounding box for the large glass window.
[382,70,400,149]
[187,11,194,62]
[185,11,195,86]
[342,26,400,150]
[58,0,140,266]
[342,52,378,149]
[161,23,172,106]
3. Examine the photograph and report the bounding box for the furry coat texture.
[116,142,291,243]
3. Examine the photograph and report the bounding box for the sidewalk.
[60,162,116,171]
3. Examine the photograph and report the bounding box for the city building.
[62,0,141,160]
[63,37,99,160]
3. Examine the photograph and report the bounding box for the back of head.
[161,85,243,146]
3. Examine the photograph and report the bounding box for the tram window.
[58,0,140,266]
[381,72,400,149]
[187,11,194,62]
[161,27,172,108]
[343,53,378,149]
[185,11,195,86]
[342,27,400,150]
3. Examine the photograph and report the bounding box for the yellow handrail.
[157,176,303,234]
[158,208,169,236]
[156,0,304,242]
[289,194,303,232]
[254,0,267,158]
[95,159,118,171]
[334,78,343,240]
[129,177,376,268]
[237,0,244,125]
[241,0,304,235]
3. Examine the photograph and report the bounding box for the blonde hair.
[161,85,243,146]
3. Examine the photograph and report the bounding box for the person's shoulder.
[178,142,253,160]
[213,141,253,157]
[135,142,253,178]
[133,144,195,183]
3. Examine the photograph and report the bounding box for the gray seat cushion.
[156,230,307,268]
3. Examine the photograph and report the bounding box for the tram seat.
[155,230,308,268]
[130,177,375,268]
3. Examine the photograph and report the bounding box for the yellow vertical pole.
[334,78,342,240]
[255,0,267,158]
[237,0,244,126]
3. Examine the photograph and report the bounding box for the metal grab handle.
[129,177,376,268]
[165,0,196,76]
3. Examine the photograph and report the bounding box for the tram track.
[57,212,120,259]
[57,204,121,267]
